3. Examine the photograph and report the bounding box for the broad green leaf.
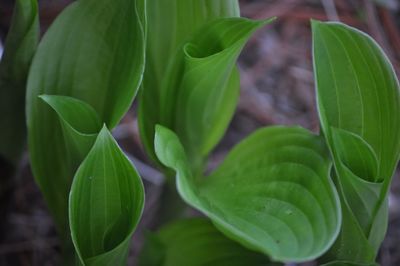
[26,0,146,244]
[155,125,341,262]
[139,0,240,165]
[0,0,38,164]
[69,126,144,266]
[138,218,279,266]
[312,21,400,262]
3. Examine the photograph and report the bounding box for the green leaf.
[312,21,400,262]
[69,126,144,266]
[331,127,378,182]
[173,18,273,167]
[0,0,38,164]
[145,17,272,170]
[155,125,341,262]
[139,0,239,165]
[139,218,279,266]
[26,0,146,244]
[39,95,100,161]
[312,21,400,181]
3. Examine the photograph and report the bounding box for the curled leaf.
[39,95,100,161]
[312,20,400,262]
[26,0,146,242]
[139,0,265,168]
[69,126,144,266]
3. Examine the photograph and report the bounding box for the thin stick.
[321,0,340,21]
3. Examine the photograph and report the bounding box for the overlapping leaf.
[138,218,278,266]
[39,95,101,162]
[312,21,400,263]
[139,0,239,165]
[26,0,146,244]
[69,126,144,266]
[155,125,341,262]
[0,0,38,164]
[172,18,273,169]
[145,17,272,170]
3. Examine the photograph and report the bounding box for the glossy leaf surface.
[0,0,38,164]
[139,218,278,266]
[26,0,146,241]
[313,21,400,263]
[155,125,341,262]
[69,126,144,266]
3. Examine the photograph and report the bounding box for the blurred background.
[0,0,399,265]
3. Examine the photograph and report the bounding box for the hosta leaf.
[155,125,341,262]
[331,127,378,181]
[312,21,400,262]
[39,95,101,135]
[69,126,144,266]
[39,95,100,162]
[139,0,242,165]
[173,18,273,166]
[0,0,38,164]
[143,17,271,169]
[312,20,400,181]
[139,218,279,266]
[26,0,146,244]
[319,174,376,264]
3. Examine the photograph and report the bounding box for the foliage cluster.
[0,0,399,265]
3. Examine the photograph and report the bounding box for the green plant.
[141,3,399,266]
[25,0,146,263]
[139,218,277,266]
[0,0,396,265]
[312,21,400,264]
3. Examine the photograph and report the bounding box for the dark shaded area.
[0,0,399,265]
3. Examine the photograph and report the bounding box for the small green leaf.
[39,95,100,161]
[39,95,101,134]
[0,0,38,164]
[26,0,146,242]
[139,218,279,266]
[69,126,144,266]
[331,127,378,182]
[312,20,400,263]
[155,125,341,262]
